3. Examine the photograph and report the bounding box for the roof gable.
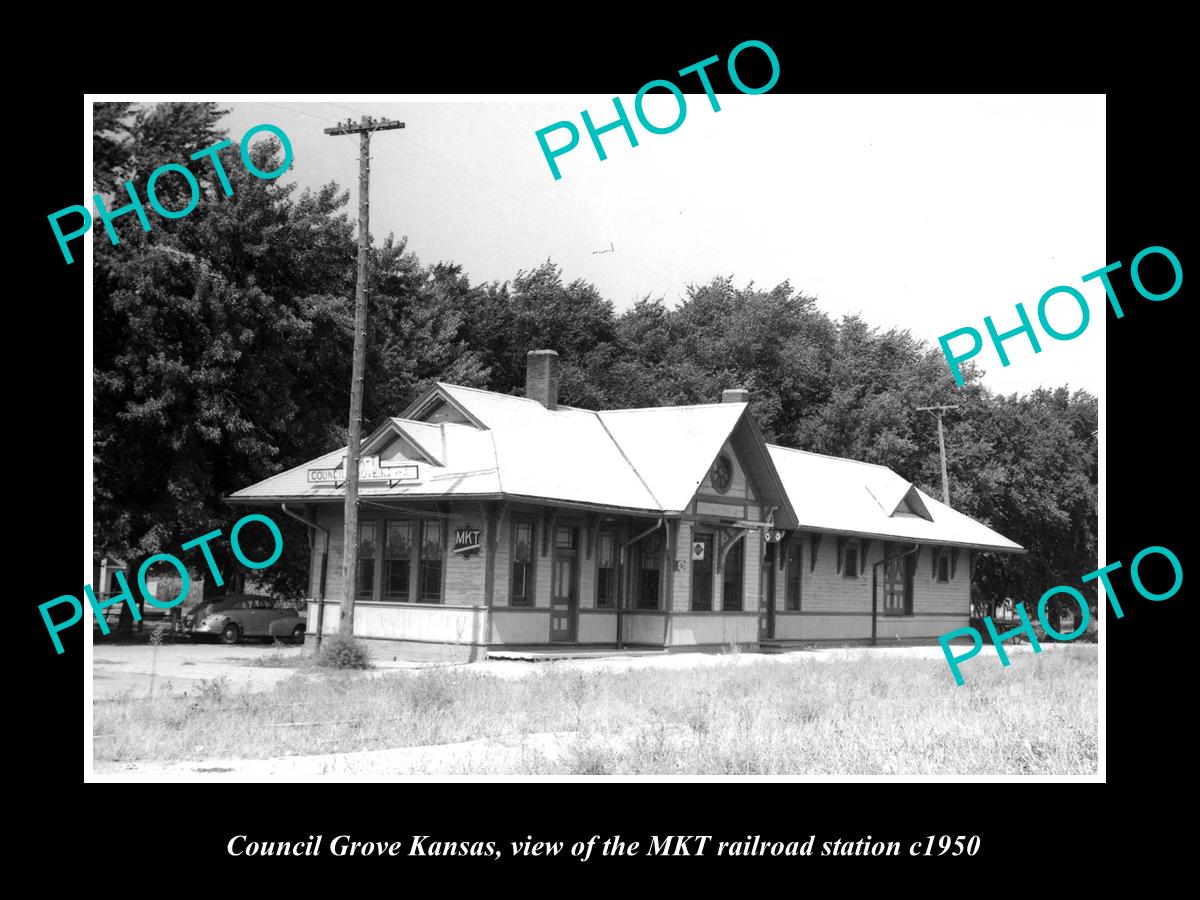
[596,403,744,512]
[595,403,796,523]
[402,384,488,429]
[360,418,446,466]
[893,485,933,521]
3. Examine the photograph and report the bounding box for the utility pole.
[324,115,405,635]
[917,404,959,507]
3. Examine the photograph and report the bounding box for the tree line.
[93,103,1097,620]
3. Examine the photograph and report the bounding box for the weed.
[317,633,372,670]
[148,625,165,698]
[565,738,614,775]
[195,675,230,704]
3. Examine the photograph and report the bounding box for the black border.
[31,23,1190,883]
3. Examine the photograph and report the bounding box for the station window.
[723,539,744,611]
[843,544,859,579]
[636,532,662,610]
[937,554,950,583]
[511,518,535,606]
[384,520,412,602]
[419,520,442,603]
[596,530,616,609]
[356,521,377,600]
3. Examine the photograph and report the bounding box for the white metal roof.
[767,444,1023,551]
[229,383,1023,551]
[596,403,747,511]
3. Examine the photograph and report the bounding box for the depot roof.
[767,445,1023,552]
[229,382,1022,552]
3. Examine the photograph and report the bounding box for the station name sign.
[308,456,419,485]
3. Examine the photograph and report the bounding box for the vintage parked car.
[183,594,307,645]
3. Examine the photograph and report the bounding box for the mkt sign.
[453,525,482,559]
[308,456,419,485]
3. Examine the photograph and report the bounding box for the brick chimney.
[722,388,750,403]
[526,350,561,410]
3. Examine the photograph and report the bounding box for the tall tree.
[94,103,357,605]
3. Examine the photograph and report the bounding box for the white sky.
[221,95,1105,396]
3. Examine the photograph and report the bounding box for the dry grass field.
[93,645,1097,775]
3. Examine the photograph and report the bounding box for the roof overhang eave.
[791,524,1025,554]
[224,491,673,519]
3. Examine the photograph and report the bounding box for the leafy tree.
[364,240,490,426]
[94,103,356,613]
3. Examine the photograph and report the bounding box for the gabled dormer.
[865,480,934,522]
[402,384,486,429]
[360,418,447,467]
[892,485,933,521]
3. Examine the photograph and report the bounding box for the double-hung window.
[596,530,615,609]
[356,521,377,600]
[419,520,442,603]
[636,533,661,610]
[511,519,535,606]
[384,520,412,602]
[843,543,859,579]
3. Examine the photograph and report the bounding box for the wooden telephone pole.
[917,404,959,507]
[324,115,405,635]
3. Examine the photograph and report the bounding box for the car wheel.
[291,624,306,645]
[220,622,240,645]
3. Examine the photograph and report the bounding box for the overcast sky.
[220,95,1105,397]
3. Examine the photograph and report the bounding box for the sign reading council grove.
[308,456,418,484]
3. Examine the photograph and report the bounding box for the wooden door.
[551,526,578,642]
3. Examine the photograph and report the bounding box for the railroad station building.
[229,350,1022,659]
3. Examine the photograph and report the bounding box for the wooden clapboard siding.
[672,520,693,613]
[443,505,486,604]
[743,528,762,613]
[315,504,345,600]
[770,537,971,641]
[493,509,512,606]
[576,519,597,611]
